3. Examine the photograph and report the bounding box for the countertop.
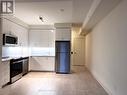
[2,56,29,62]
[2,57,12,62]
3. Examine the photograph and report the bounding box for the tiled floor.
[0,66,108,95]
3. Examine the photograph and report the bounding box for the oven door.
[10,60,23,83]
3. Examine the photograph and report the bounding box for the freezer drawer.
[55,52,70,73]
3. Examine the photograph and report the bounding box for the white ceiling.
[80,0,121,35]
[14,0,93,25]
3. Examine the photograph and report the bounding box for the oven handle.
[12,60,23,64]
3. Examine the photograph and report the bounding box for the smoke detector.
[60,9,64,12]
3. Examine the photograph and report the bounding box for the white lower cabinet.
[1,61,10,87]
[29,57,55,71]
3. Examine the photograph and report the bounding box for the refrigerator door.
[55,41,70,73]
[55,41,70,53]
[55,52,70,73]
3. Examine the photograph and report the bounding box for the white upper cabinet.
[55,28,71,41]
[2,19,12,34]
[1,18,28,47]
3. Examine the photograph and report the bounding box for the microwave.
[3,34,18,46]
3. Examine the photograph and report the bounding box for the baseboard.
[29,70,55,72]
[72,65,85,66]
[86,67,113,95]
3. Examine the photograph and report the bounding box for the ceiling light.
[39,16,44,22]
[51,30,54,32]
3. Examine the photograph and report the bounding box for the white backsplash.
[2,46,29,57]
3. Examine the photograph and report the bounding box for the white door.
[72,38,85,66]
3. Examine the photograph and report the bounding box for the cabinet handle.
[12,60,23,64]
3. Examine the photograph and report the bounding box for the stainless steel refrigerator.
[55,41,70,74]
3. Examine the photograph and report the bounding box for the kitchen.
[0,15,72,87]
[0,0,84,88]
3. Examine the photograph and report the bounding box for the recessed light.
[60,9,64,12]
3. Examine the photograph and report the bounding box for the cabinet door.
[62,29,71,40]
[55,29,63,40]
[55,29,71,41]
[1,61,10,86]
[2,19,12,34]
[30,57,55,71]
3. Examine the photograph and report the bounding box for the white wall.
[85,0,127,95]
[0,18,3,88]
